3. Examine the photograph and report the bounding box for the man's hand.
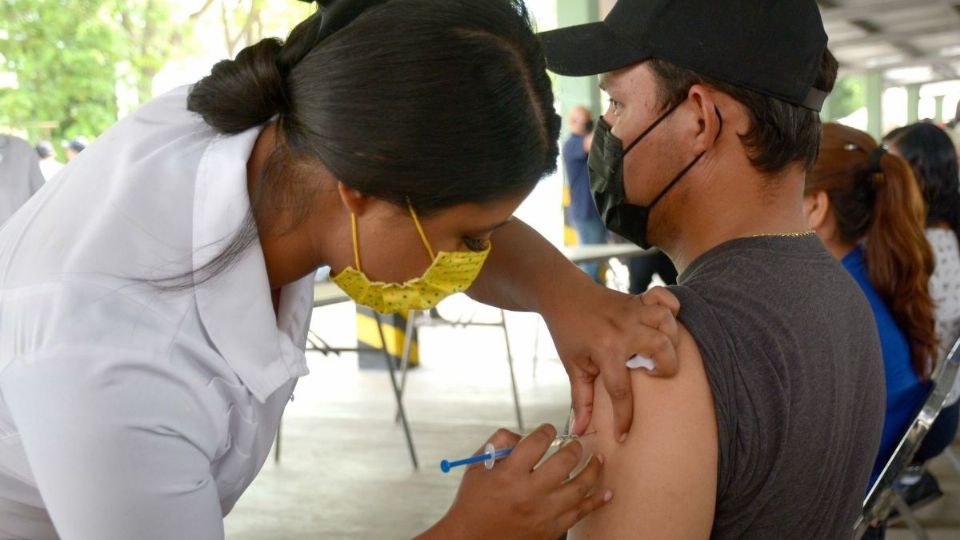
[543,285,680,440]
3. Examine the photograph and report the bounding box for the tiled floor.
[223,299,960,539]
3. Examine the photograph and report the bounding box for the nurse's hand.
[543,284,681,440]
[417,425,609,540]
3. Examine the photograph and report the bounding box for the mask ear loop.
[622,100,685,154]
[407,199,437,260]
[646,106,724,210]
[350,213,363,271]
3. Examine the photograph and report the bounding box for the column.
[906,84,920,124]
[555,0,601,130]
[935,95,946,123]
[865,71,883,140]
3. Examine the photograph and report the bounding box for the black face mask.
[588,101,722,249]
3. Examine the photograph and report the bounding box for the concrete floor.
[223,299,960,539]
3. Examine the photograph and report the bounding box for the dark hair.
[648,48,838,174]
[806,123,938,379]
[884,122,960,245]
[182,0,559,286]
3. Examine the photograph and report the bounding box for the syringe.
[440,443,512,473]
[440,434,581,473]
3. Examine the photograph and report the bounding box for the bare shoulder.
[571,324,718,540]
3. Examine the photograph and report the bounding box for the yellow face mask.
[330,203,492,314]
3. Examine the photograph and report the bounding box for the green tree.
[828,76,865,120]
[0,0,123,145]
[111,0,214,105]
[1,0,318,149]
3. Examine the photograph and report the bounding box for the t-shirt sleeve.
[668,284,735,499]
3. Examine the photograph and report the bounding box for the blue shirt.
[562,134,600,223]
[842,245,928,487]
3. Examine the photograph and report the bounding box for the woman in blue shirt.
[803,123,937,487]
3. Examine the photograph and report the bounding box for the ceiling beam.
[829,23,960,48]
[820,0,947,21]
[841,52,960,72]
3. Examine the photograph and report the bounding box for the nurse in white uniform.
[0,1,679,538]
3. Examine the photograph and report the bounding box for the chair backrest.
[854,335,960,536]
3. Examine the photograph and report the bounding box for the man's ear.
[337,182,370,216]
[686,84,722,156]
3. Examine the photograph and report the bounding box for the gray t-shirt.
[669,235,885,539]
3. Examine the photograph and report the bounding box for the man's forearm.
[468,219,592,313]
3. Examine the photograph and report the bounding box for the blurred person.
[885,122,960,506]
[0,134,45,225]
[35,140,63,180]
[627,248,676,294]
[945,101,959,150]
[539,0,885,537]
[804,122,935,489]
[0,1,680,539]
[63,136,87,161]
[562,105,606,283]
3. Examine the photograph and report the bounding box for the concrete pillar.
[555,0,601,134]
[935,95,946,123]
[906,84,921,124]
[865,71,883,140]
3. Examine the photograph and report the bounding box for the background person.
[63,136,87,161]
[562,105,606,284]
[804,122,935,489]
[885,121,960,507]
[34,140,63,181]
[0,134,45,225]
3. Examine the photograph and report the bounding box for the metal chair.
[394,300,524,432]
[854,336,960,539]
[277,282,420,469]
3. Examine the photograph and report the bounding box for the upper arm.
[570,324,718,540]
[1,348,225,540]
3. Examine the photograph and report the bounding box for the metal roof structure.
[820,0,960,87]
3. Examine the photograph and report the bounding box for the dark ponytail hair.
[182,0,559,286]
[884,122,960,246]
[806,123,938,379]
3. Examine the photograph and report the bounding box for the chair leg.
[377,313,419,470]
[891,491,930,540]
[306,329,325,351]
[395,310,417,424]
[945,447,960,474]
[274,416,282,464]
[532,316,542,380]
[500,310,524,432]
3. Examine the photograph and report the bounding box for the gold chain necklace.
[749,230,816,239]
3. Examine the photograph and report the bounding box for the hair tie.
[868,145,887,174]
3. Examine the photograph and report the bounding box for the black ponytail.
[187,38,287,134]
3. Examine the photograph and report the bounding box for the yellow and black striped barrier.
[355,305,419,369]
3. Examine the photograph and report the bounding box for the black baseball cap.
[539,0,829,111]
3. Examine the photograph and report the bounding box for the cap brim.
[538,22,648,77]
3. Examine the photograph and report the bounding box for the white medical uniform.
[0,135,45,226]
[0,87,313,539]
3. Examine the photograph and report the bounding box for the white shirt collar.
[192,126,311,402]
